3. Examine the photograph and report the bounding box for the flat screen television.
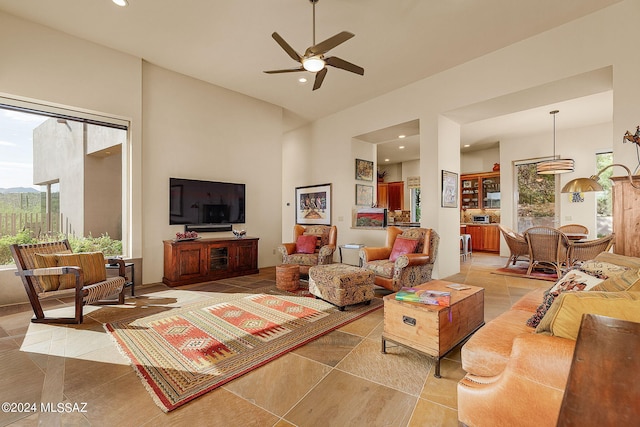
[170,178,245,225]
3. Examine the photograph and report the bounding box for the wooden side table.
[106,261,135,296]
[382,280,484,377]
[557,314,640,426]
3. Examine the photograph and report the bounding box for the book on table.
[395,287,451,306]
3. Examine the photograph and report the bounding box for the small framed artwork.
[355,184,373,206]
[441,170,458,208]
[355,159,374,181]
[570,192,584,203]
[295,183,331,225]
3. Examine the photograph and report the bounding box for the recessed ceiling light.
[298,77,308,84]
[464,144,471,148]
[385,158,390,162]
[399,146,405,149]
[112,0,128,7]
[398,135,406,139]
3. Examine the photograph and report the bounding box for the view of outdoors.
[0,105,125,266]
[516,162,556,233]
[516,153,613,235]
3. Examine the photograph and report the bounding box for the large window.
[515,161,557,233]
[596,151,613,237]
[0,100,128,267]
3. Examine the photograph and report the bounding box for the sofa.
[457,252,640,427]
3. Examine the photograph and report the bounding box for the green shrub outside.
[0,232,122,266]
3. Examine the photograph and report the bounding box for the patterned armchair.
[360,227,439,292]
[277,225,337,275]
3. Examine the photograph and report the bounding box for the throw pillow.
[592,268,640,292]
[536,291,640,340]
[526,269,604,328]
[578,260,629,279]
[296,235,318,254]
[389,236,419,262]
[33,253,62,291]
[56,252,107,289]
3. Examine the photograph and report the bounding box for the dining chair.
[498,224,529,268]
[558,224,589,235]
[524,226,571,278]
[569,234,615,266]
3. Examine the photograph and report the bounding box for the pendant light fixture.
[537,110,575,175]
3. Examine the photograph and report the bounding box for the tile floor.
[0,253,549,427]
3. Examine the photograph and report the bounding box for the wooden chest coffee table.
[382,280,484,377]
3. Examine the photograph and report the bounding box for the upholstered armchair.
[359,226,439,292]
[277,224,337,275]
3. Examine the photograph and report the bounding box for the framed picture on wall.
[355,184,373,206]
[355,159,374,181]
[295,183,331,225]
[441,170,458,208]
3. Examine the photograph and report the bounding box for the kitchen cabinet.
[461,172,500,210]
[464,224,500,252]
[377,181,404,211]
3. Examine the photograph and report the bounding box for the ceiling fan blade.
[271,32,302,62]
[263,67,305,74]
[313,68,328,91]
[325,56,364,75]
[305,31,355,56]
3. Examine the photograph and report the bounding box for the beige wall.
[0,11,142,305]
[282,0,640,279]
[141,63,283,283]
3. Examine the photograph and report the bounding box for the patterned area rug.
[105,284,382,412]
[492,266,558,282]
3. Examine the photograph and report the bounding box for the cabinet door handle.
[403,315,416,327]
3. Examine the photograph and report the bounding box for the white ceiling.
[0,0,619,163]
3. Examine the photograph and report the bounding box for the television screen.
[170,178,245,225]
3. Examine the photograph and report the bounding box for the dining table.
[564,232,588,241]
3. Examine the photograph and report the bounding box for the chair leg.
[526,261,534,276]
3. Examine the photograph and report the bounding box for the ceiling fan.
[264,0,364,91]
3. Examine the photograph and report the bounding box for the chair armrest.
[361,247,391,262]
[319,244,336,257]
[401,253,431,267]
[278,243,296,255]
[107,258,127,277]
[16,266,84,290]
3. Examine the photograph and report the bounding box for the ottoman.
[308,263,375,311]
[276,264,300,291]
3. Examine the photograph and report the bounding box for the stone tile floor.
[0,253,548,426]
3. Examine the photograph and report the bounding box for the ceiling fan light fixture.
[302,57,325,72]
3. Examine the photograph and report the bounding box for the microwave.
[472,215,490,224]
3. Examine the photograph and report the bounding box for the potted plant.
[377,170,387,182]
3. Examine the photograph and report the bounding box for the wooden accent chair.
[558,224,589,234]
[524,226,571,278]
[569,234,615,266]
[498,224,529,268]
[10,240,127,324]
[277,225,337,275]
[360,227,439,292]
